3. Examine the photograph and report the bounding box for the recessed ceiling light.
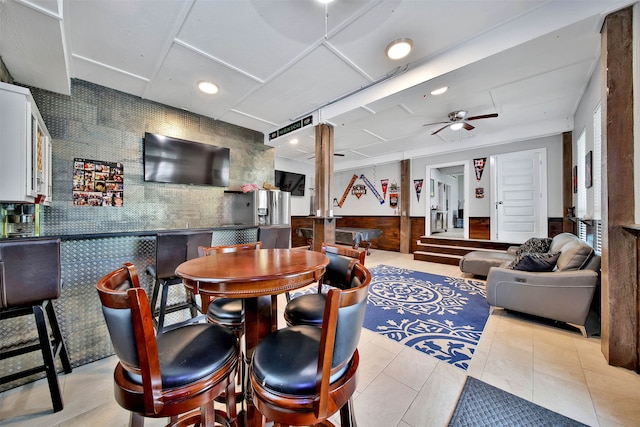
[430,86,448,96]
[450,122,464,131]
[385,38,413,60]
[318,0,334,3]
[198,80,219,95]
[289,139,298,145]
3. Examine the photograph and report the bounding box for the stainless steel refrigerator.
[224,190,291,248]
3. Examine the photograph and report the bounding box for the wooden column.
[312,124,336,252]
[562,131,575,233]
[400,159,411,253]
[600,6,638,370]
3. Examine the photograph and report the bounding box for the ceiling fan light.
[386,38,413,60]
[430,86,448,96]
[450,122,464,131]
[198,80,219,95]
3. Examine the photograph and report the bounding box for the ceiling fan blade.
[466,113,498,121]
[463,122,475,131]
[308,152,345,160]
[423,121,449,127]
[431,124,449,135]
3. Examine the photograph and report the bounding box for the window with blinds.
[577,129,587,241]
[593,104,602,253]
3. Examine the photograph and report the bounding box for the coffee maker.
[2,204,36,237]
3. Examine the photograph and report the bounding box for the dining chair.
[96,263,239,427]
[283,242,366,327]
[146,230,212,334]
[250,262,371,427]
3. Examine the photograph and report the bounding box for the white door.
[491,149,547,243]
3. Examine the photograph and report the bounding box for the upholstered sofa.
[482,233,601,336]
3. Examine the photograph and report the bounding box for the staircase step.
[415,243,509,256]
[413,251,462,265]
[417,236,515,251]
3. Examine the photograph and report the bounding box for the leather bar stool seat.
[97,263,239,427]
[206,298,243,327]
[0,238,72,413]
[146,230,212,334]
[284,246,362,327]
[250,263,372,427]
[123,323,237,389]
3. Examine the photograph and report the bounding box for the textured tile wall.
[28,79,274,235]
[0,79,272,392]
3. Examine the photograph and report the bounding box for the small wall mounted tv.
[275,170,305,196]
[143,132,230,187]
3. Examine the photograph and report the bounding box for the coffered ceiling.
[0,0,633,169]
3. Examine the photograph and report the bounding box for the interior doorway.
[425,161,469,239]
[490,148,547,242]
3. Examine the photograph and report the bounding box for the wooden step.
[417,236,515,251]
[413,235,518,265]
[415,243,510,256]
[413,251,462,266]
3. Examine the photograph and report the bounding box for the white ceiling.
[1,0,634,170]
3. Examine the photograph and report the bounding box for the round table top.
[175,248,329,297]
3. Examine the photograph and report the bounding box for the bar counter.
[0,225,259,392]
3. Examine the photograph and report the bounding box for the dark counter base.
[0,226,259,393]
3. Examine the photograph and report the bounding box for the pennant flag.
[338,174,358,207]
[389,180,399,208]
[381,179,389,199]
[360,174,385,204]
[474,157,487,183]
[414,179,423,202]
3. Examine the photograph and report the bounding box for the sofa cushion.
[549,233,594,271]
[459,250,515,277]
[516,237,552,255]
[509,252,560,272]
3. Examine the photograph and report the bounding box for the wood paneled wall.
[410,217,426,253]
[293,215,566,250]
[290,216,401,251]
[469,217,491,240]
[336,216,400,251]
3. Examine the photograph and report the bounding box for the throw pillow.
[509,252,560,272]
[516,237,553,256]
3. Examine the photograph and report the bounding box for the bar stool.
[284,242,366,327]
[0,238,72,413]
[97,263,239,427]
[146,230,212,334]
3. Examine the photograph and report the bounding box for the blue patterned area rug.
[364,265,490,370]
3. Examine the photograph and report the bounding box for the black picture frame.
[572,165,578,193]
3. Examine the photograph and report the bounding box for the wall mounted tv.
[275,170,305,196]
[143,132,230,187]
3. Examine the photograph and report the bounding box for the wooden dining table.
[175,248,329,427]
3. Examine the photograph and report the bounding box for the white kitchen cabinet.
[0,82,52,204]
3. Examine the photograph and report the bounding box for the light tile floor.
[1,250,640,427]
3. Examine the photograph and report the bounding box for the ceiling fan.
[307,152,345,160]
[424,110,499,135]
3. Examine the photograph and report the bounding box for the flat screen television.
[275,170,305,196]
[143,132,230,187]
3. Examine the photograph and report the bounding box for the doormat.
[449,376,587,426]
